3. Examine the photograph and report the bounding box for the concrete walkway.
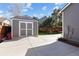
[0,34,79,56]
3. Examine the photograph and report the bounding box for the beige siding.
[63,3,79,42]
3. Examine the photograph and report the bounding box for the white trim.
[11,19,13,38]
[37,21,38,36]
[19,21,20,37]
[26,23,27,36]
[19,21,33,37]
[62,12,64,37]
[61,3,71,12]
[32,22,33,35]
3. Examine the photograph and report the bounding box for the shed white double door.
[19,21,33,37]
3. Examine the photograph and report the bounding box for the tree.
[33,16,39,21]
[9,4,26,16]
[51,9,62,27]
[42,16,52,27]
[41,16,53,33]
[39,8,62,34]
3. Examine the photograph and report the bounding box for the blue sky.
[0,3,65,19]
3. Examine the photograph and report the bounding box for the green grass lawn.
[39,31,62,35]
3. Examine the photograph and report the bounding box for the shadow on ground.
[25,41,79,56]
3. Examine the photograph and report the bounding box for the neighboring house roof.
[11,15,34,20]
[0,17,7,22]
[2,20,11,25]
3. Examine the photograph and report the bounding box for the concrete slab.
[0,34,79,56]
[26,41,79,56]
[0,37,32,56]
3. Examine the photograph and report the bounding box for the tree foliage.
[39,8,62,34]
[42,16,52,27]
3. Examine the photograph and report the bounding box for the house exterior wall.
[63,3,79,42]
[12,19,38,38]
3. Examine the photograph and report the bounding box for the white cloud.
[33,14,38,17]
[42,6,47,11]
[24,3,33,10]
[9,3,32,16]
[40,14,44,17]
[5,12,12,18]
[22,9,28,12]
[54,3,64,6]
[26,3,32,8]
[53,6,59,9]
[8,4,26,16]
[33,13,45,18]
[22,3,33,13]
[0,10,3,14]
[53,3,65,10]
[53,3,64,10]
[0,10,13,19]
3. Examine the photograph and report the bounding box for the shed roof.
[11,15,33,20]
[11,15,38,22]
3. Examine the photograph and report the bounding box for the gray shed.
[11,16,38,38]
